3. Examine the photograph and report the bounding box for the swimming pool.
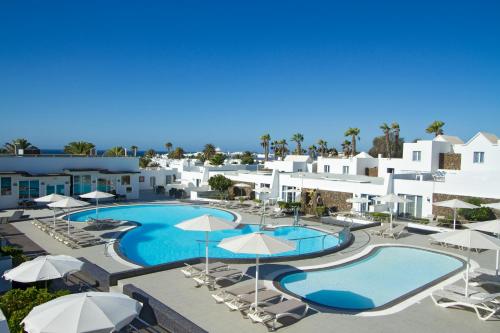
[69,204,341,266]
[276,246,464,311]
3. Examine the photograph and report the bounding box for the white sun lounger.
[248,299,309,331]
[382,224,406,239]
[193,269,245,290]
[211,281,265,303]
[225,289,283,312]
[369,224,388,236]
[181,262,228,278]
[431,289,500,320]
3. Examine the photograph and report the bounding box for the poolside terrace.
[1,201,499,332]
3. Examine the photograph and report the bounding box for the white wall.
[454,134,500,172]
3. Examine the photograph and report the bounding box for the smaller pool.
[276,246,464,311]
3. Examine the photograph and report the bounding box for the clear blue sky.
[1,0,499,152]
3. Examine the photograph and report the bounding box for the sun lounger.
[369,224,388,236]
[225,289,283,312]
[181,262,228,278]
[8,210,24,222]
[212,281,265,303]
[469,273,500,287]
[382,224,406,239]
[248,299,309,331]
[193,269,245,290]
[444,285,500,303]
[430,289,500,320]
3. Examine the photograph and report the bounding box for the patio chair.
[8,210,24,222]
[212,281,265,303]
[193,269,245,290]
[224,289,283,312]
[381,224,406,239]
[430,289,500,320]
[369,224,388,236]
[248,299,309,331]
[181,261,228,278]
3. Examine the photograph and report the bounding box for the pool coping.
[271,244,470,316]
[65,203,354,281]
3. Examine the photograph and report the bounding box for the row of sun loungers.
[86,217,122,229]
[369,223,407,239]
[180,261,309,331]
[208,201,287,218]
[32,218,104,249]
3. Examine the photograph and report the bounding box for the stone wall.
[301,188,352,214]
[366,167,378,177]
[433,193,499,218]
[439,153,461,170]
[228,181,255,199]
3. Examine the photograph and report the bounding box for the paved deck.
[4,202,500,332]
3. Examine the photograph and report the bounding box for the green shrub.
[208,175,232,199]
[315,206,326,217]
[277,201,289,209]
[0,246,27,267]
[459,198,496,221]
[0,287,70,333]
[369,212,391,223]
[289,202,301,209]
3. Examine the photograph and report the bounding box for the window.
[73,175,91,195]
[149,177,156,187]
[139,176,145,183]
[324,165,330,173]
[165,175,172,184]
[18,180,39,199]
[1,177,12,195]
[473,152,485,164]
[281,186,297,203]
[342,166,349,174]
[121,175,131,185]
[412,151,422,161]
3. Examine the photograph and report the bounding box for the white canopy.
[34,194,68,203]
[431,229,500,296]
[22,292,141,333]
[47,198,90,209]
[218,232,295,311]
[482,202,500,210]
[79,191,115,200]
[175,215,236,273]
[466,220,500,275]
[3,255,83,283]
[433,199,479,230]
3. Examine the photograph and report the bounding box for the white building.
[0,156,140,209]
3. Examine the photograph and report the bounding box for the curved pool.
[276,246,464,311]
[69,204,341,266]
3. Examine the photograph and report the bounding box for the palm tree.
[317,139,328,157]
[344,127,360,156]
[203,143,216,161]
[279,139,288,159]
[341,140,351,156]
[4,138,37,154]
[260,134,271,161]
[165,142,173,153]
[380,123,391,158]
[291,133,304,155]
[104,146,125,156]
[270,140,279,158]
[308,145,317,158]
[391,122,400,156]
[130,145,138,157]
[63,141,95,155]
[426,120,445,137]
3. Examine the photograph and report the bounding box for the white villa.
[1,131,499,220]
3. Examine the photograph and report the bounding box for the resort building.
[0,156,140,209]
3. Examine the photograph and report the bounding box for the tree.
[139,156,151,168]
[368,135,405,158]
[165,142,173,153]
[260,134,271,161]
[426,120,445,137]
[145,149,156,158]
[344,128,360,156]
[291,133,304,155]
[63,141,95,155]
[341,140,351,156]
[4,138,37,154]
[317,139,328,157]
[168,147,185,159]
[203,143,216,161]
[328,147,339,156]
[210,153,226,166]
[391,122,400,156]
[104,146,125,156]
[240,151,255,164]
[208,174,232,200]
[130,145,138,157]
[308,145,317,158]
[380,123,391,158]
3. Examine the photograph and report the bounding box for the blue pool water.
[69,205,340,266]
[278,246,464,311]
